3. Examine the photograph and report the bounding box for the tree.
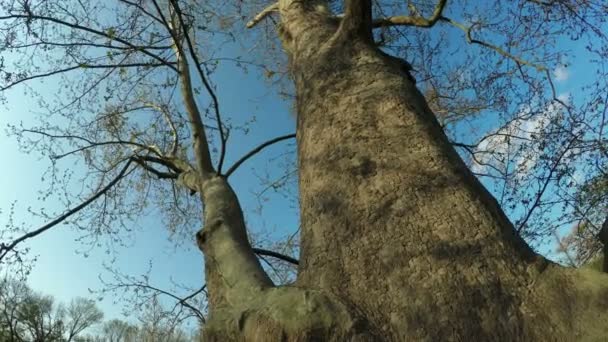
[1,0,608,340]
[0,278,105,342]
[16,293,64,342]
[101,319,139,342]
[64,297,104,342]
[0,277,31,342]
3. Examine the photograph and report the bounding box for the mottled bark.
[199,1,608,340]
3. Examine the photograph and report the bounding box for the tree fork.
[198,176,379,340]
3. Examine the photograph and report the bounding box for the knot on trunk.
[196,219,224,249]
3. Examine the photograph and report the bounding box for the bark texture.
[199,1,608,340]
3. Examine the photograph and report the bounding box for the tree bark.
[200,1,608,340]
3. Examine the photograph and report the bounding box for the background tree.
[64,297,104,342]
[0,278,106,342]
[101,319,139,342]
[17,293,65,342]
[0,277,31,342]
[0,277,197,342]
[1,0,608,340]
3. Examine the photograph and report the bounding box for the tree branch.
[20,129,163,159]
[107,281,206,323]
[0,14,178,72]
[224,133,296,178]
[156,1,216,181]
[372,0,447,28]
[117,0,165,25]
[517,134,580,232]
[247,3,279,28]
[253,247,299,265]
[439,17,547,71]
[141,102,180,156]
[1,62,173,92]
[0,159,134,263]
[132,157,178,179]
[170,0,228,174]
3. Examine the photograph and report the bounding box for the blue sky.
[0,0,603,334]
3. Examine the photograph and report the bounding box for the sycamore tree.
[1,0,608,340]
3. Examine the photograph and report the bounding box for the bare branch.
[21,129,163,159]
[224,133,296,178]
[439,17,547,71]
[106,280,206,323]
[132,157,179,179]
[155,1,216,180]
[372,0,447,28]
[117,0,165,25]
[253,247,299,265]
[0,14,178,72]
[1,62,173,92]
[170,0,227,174]
[6,40,172,50]
[246,3,279,28]
[141,102,180,156]
[517,134,580,232]
[0,158,134,263]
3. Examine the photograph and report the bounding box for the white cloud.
[553,65,569,82]
[471,95,569,177]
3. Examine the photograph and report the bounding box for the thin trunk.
[197,176,273,309]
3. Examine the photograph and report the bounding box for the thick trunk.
[200,2,608,340]
[289,12,543,342]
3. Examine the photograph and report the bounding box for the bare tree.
[16,293,64,342]
[64,297,104,342]
[101,319,138,342]
[0,278,31,342]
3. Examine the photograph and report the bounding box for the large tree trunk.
[200,1,608,340]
